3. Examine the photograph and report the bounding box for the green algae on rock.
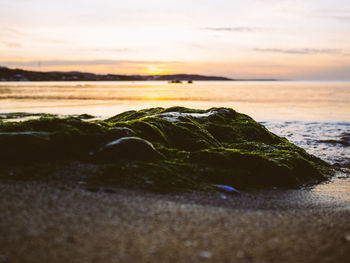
[94,137,164,162]
[0,112,57,120]
[0,107,334,192]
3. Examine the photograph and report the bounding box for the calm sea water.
[0,80,349,169]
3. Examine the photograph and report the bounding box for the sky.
[0,0,349,80]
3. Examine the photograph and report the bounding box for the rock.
[220,194,227,199]
[0,107,335,192]
[0,132,51,161]
[340,134,350,146]
[199,251,212,259]
[75,114,95,120]
[344,234,350,242]
[108,127,136,137]
[94,137,163,162]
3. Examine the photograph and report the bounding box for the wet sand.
[0,179,349,263]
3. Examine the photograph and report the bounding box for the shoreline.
[0,179,349,263]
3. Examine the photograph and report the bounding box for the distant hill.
[0,66,276,81]
[0,66,140,81]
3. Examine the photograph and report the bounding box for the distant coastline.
[0,66,277,82]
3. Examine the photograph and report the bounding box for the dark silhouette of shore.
[0,66,277,82]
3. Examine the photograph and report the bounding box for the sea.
[0,80,349,178]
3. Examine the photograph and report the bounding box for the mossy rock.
[94,137,164,162]
[0,107,335,191]
[0,131,52,162]
[0,117,131,161]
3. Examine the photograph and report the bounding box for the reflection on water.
[1,81,350,122]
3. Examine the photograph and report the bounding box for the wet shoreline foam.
[263,121,350,169]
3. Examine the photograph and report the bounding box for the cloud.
[293,64,350,81]
[87,48,130,53]
[251,64,291,69]
[0,27,23,37]
[253,48,342,55]
[0,59,184,68]
[314,9,350,23]
[333,16,350,22]
[0,27,65,44]
[201,27,260,32]
[1,41,22,48]
[0,60,120,67]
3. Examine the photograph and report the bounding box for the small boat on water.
[168,80,194,84]
[168,80,182,84]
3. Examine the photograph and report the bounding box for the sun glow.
[144,65,171,75]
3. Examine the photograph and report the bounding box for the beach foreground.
[0,179,349,263]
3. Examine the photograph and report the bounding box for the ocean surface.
[1,80,349,171]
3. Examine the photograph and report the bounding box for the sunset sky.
[0,0,349,79]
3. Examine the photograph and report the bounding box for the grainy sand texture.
[0,179,349,263]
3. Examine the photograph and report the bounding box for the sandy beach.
[1,178,349,263]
